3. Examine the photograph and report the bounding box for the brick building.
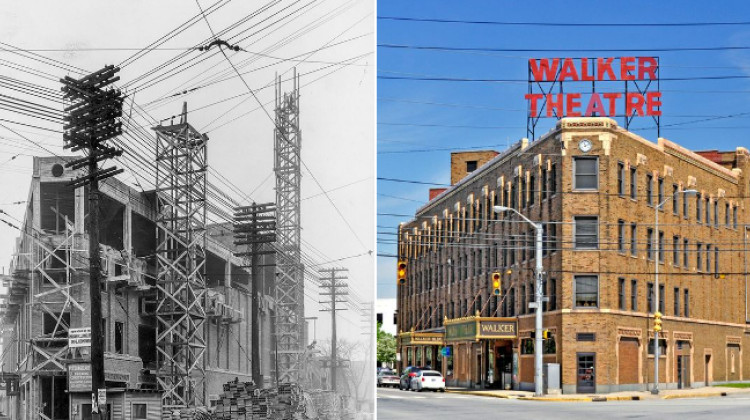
[396,117,750,393]
[0,156,278,419]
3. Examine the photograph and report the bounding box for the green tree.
[377,322,397,367]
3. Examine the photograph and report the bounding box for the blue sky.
[377,0,750,299]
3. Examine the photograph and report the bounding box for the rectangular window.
[683,190,689,219]
[133,404,148,419]
[674,287,680,317]
[521,285,526,314]
[697,242,703,271]
[672,184,679,214]
[706,244,711,272]
[658,231,665,263]
[550,164,557,196]
[574,275,598,308]
[726,203,730,227]
[646,228,654,260]
[573,157,598,190]
[630,280,638,311]
[659,284,665,313]
[647,282,654,313]
[541,167,548,201]
[630,223,637,257]
[549,278,557,311]
[684,289,690,317]
[705,197,710,226]
[529,175,536,206]
[696,193,702,223]
[733,206,738,229]
[630,167,637,199]
[683,238,689,268]
[574,216,599,249]
[618,162,625,196]
[617,220,625,253]
[658,177,664,208]
[646,174,654,206]
[714,201,719,228]
[115,321,123,354]
[618,278,626,310]
[673,236,680,266]
[520,177,526,208]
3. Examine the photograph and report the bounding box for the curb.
[662,392,727,400]
[445,391,738,402]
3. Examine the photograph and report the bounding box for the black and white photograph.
[0,1,374,419]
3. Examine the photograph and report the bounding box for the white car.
[409,370,445,392]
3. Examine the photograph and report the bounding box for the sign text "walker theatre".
[525,57,662,118]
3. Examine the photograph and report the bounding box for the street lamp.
[493,205,544,397]
[652,189,697,394]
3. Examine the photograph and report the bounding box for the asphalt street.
[376,387,750,419]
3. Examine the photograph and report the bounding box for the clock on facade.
[578,139,592,153]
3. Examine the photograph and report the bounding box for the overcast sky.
[0,0,374,357]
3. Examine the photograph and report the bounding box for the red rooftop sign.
[525,57,661,139]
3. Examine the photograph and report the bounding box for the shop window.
[543,333,556,354]
[573,157,598,190]
[574,275,598,308]
[648,338,667,356]
[133,404,148,419]
[521,338,534,355]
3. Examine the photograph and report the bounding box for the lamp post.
[493,205,543,397]
[652,189,697,394]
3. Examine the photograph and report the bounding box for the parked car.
[399,366,427,390]
[410,370,445,392]
[377,369,400,388]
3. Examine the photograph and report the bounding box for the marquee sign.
[445,316,517,342]
[525,57,661,139]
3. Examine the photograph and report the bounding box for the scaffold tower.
[154,103,208,408]
[274,70,304,384]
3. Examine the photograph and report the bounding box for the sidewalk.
[445,386,750,402]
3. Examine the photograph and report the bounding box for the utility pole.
[61,65,124,420]
[234,202,276,388]
[319,268,348,392]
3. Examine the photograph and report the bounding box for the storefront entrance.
[489,342,513,389]
[576,353,596,394]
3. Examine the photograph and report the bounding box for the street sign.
[69,327,91,348]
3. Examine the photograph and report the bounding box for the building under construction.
[0,153,280,419]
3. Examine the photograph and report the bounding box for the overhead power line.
[379,43,750,53]
[377,16,750,27]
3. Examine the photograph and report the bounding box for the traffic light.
[653,311,662,333]
[491,272,501,295]
[397,260,407,285]
[542,329,550,340]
